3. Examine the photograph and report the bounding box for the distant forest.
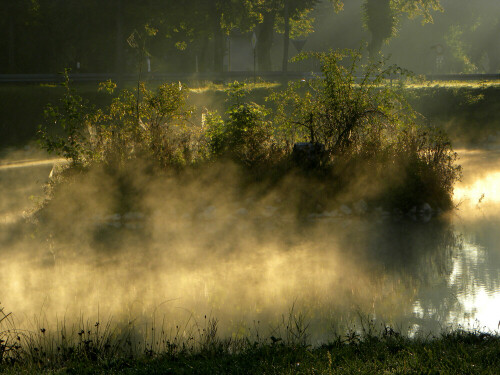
[2,0,500,74]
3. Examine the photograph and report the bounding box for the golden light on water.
[454,149,500,210]
[0,240,417,345]
[463,288,500,331]
[454,171,500,205]
[449,148,500,332]
[2,147,500,341]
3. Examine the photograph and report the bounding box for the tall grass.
[1,304,499,373]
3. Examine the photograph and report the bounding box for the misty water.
[1,146,499,344]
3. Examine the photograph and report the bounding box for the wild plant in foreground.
[1,304,500,374]
[0,306,21,364]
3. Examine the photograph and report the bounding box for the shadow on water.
[1,147,500,343]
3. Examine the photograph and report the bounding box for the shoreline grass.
[1,314,499,374]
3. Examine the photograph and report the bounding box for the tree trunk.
[365,0,393,60]
[209,1,226,74]
[213,13,225,73]
[115,0,124,78]
[257,11,276,71]
[282,0,290,73]
[8,16,16,73]
[368,35,384,60]
[198,36,210,72]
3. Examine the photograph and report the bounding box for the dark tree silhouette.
[363,0,442,58]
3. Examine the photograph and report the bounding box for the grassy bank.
[1,326,499,374]
[406,81,500,146]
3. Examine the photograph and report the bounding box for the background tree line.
[5,0,497,75]
[1,0,329,74]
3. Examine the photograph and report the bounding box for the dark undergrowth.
[1,310,499,375]
[0,83,112,149]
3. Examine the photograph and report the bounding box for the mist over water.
[1,145,499,344]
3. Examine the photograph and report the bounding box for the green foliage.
[272,49,413,156]
[39,70,94,166]
[39,50,461,211]
[390,126,461,210]
[393,0,443,22]
[40,76,203,170]
[271,49,460,209]
[206,81,277,167]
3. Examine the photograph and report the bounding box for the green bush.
[39,71,95,166]
[270,49,461,209]
[205,81,280,168]
[39,54,461,212]
[39,73,206,170]
[389,126,460,210]
[271,50,413,156]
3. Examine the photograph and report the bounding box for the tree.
[1,0,42,73]
[2,1,28,72]
[363,0,443,59]
[153,0,320,73]
[151,0,256,72]
[259,0,343,72]
[247,0,324,72]
[0,0,446,74]
[363,0,395,59]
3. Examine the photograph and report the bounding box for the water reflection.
[448,148,500,332]
[0,147,499,341]
[454,148,500,207]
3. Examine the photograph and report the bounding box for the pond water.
[0,147,499,343]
